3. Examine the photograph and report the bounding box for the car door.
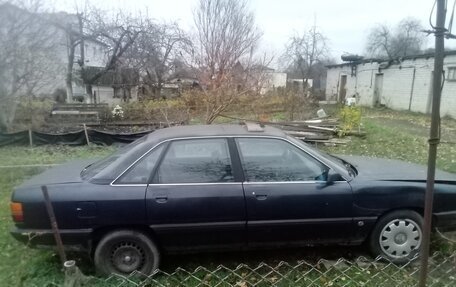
[235,137,354,247]
[145,138,247,252]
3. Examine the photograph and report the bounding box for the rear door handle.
[155,196,168,203]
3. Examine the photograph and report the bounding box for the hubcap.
[111,241,145,273]
[379,218,422,259]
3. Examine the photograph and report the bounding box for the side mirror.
[318,170,343,189]
[327,172,343,183]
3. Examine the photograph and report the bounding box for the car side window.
[156,138,234,183]
[116,145,164,184]
[236,138,328,182]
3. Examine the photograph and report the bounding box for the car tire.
[94,229,160,276]
[369,210,423,263]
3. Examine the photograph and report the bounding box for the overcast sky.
[51,0,455,66]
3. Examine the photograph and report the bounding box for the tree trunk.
[85,84,93,103]
[66,43,75,102]
[156,82,163,99]
[0,97,19,132]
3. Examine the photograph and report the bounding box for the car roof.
[146,124,286,142]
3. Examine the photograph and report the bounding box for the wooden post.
[28,129,33,148]
[83,124,90,146]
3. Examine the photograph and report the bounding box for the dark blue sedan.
[10,124,456,275]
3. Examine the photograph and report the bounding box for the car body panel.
[9,124,456,255]
[146,183,246,251]
[339,155,456,181]
[243,181,355,246]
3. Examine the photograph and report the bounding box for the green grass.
[0,108,455,286]
[321,108,456,174]
[0,146,114,287]
[0,145,115,166]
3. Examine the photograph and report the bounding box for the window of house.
[116,145,164,184]
[236,138,328,182]
[114,87,132,100]
[447,67,456,81]
[156,139,233,183]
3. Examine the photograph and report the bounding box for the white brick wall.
[325,55,456,118]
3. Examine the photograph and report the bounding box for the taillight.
[10,202,23,222]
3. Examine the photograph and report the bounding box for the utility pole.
[418,0,446,286]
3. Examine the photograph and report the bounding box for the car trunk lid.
[17,159,95,188]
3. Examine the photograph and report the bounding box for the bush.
[52,88,67,103]
[338,106,362,136]
[225,89,319,122]
[12,97,54,130]
[121,98,189,125]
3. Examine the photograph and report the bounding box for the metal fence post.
[419,0,446,286]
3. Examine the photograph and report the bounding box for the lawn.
[322,107,456,173]
[0,107,455,286]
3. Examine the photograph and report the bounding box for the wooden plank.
[307,125,336,132]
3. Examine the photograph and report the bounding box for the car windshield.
[80,135,148,180]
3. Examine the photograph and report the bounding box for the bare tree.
[80,10,142,102]
[192,0,262,123]
[245,51,275,95]
[126,20,192,98]
[393,18,425,57]
[366,17,425,59]
[366,24,393,59]
[46,12,86,101]
[0,0,60,130]
[283,23,330,92]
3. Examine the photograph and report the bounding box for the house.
[261,68,287,94]
[1,4,137,106]
[73,66,139,105]
[287,78,313,92]
[248,65,287,94]
[325,51,456,118]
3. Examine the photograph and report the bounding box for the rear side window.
[116,145,164,184]
[236,138,328,182]
[156,138,233,183]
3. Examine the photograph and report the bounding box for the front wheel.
[94,229,160,276]
[369,210,423,263]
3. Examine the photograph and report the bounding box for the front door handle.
[254,194,267,200]
[155,196,168,203]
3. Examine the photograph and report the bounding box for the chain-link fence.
[66,251,455,287]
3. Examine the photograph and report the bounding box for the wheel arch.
[364,207,428,243]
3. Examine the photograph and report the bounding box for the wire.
[449,0,456,34]
[430,0,437,29]
[436,228,456,244]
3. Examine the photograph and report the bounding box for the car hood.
[17,159,96,188]
[339,155,456,182]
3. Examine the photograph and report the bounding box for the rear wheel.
[369,210,423,263]
[94,230,160,276]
